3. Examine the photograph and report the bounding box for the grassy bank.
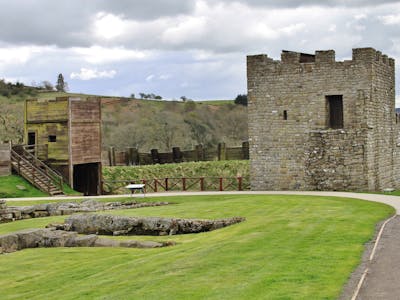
[103,160,250,193]
[0,194,393,299]
[0,175,47,198]
[0,175,80,198]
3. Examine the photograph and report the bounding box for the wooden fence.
[102,142,249,166]
[102,176,250,194]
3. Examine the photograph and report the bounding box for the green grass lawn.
[0,175,48,198]
[0,175,81,198]
[0,194,394,299]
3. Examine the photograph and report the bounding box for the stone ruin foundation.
[0,199,169,223]
[0,228,174,254]
[0,214,245,254]
[62,214,246,236]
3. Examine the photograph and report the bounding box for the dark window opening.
[48,135,57,142]
[28,132,36,145]
[327,95,343,129]
[283,110,288,120]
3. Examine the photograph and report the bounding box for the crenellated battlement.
[248,47,394,68]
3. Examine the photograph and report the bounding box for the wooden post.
[132,148,139,165]
[182,178,186,191]
[219,178,223,191]
[124,150,130,166]
[238,177,243,191]
[200,177,204,191]
[165,178,169,191]
[172,147,182,163]
[108,147,115,166]
[242,141,249,160]
[218,142,226,161]
[195,144,204,161]
[150,149,159,164]
[154,179,158,192]
[126,148,133,165]
[141,179,147,193]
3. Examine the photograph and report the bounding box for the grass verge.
[0,194,393,299]
[0,175,81,198]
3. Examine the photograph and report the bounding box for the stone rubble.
[0,227,174,254]
[62,214,246,236]
[0,199,169,223]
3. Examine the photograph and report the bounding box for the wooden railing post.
[182,178,186,191]
[219,178,223,191]
[165,178,169,191]
[200,177,204,191]
[238,177,243,191]
[154,179,158,192]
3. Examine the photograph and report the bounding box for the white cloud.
[378,13,400,25]
[159,74,171,80]
[71,46,150,64]
[279,23,306,35]
[0,45,56,65]
[70,68,117,80]
[146,74,171,81]
[162,16,207,45]
[145,74,155,82]
[93,12,126,39]
[354,13,367,20]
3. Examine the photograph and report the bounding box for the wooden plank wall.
[25,98,70,162]
[104,142,249,166]
[70,98,102,165]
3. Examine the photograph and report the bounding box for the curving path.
[3,190,400,214]
[3,190,400,299]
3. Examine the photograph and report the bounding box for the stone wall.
[0,143,11,176]
[247,48,397,191]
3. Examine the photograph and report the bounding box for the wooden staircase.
[10,145,64,196]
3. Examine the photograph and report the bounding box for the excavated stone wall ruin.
[0,199,169,223]
[63,214,245,236]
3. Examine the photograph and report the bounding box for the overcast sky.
[1,0,400,102]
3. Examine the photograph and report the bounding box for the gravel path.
[354,215,400,300]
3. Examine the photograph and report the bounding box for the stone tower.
[247,48,397,191]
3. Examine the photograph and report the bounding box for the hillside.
[0,87,248,151]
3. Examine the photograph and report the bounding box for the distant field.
[197,99,235,105]
[0,194,393,299]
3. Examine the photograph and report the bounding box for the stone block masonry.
[247,48,398,191]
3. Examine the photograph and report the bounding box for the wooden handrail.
[11,147,63,194]
[11,150,54,193]
[21,145,63,192]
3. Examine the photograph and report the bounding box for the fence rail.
[103,141,249,166]
[102,177,249,194]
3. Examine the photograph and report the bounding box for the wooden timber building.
[24,97,102,195]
